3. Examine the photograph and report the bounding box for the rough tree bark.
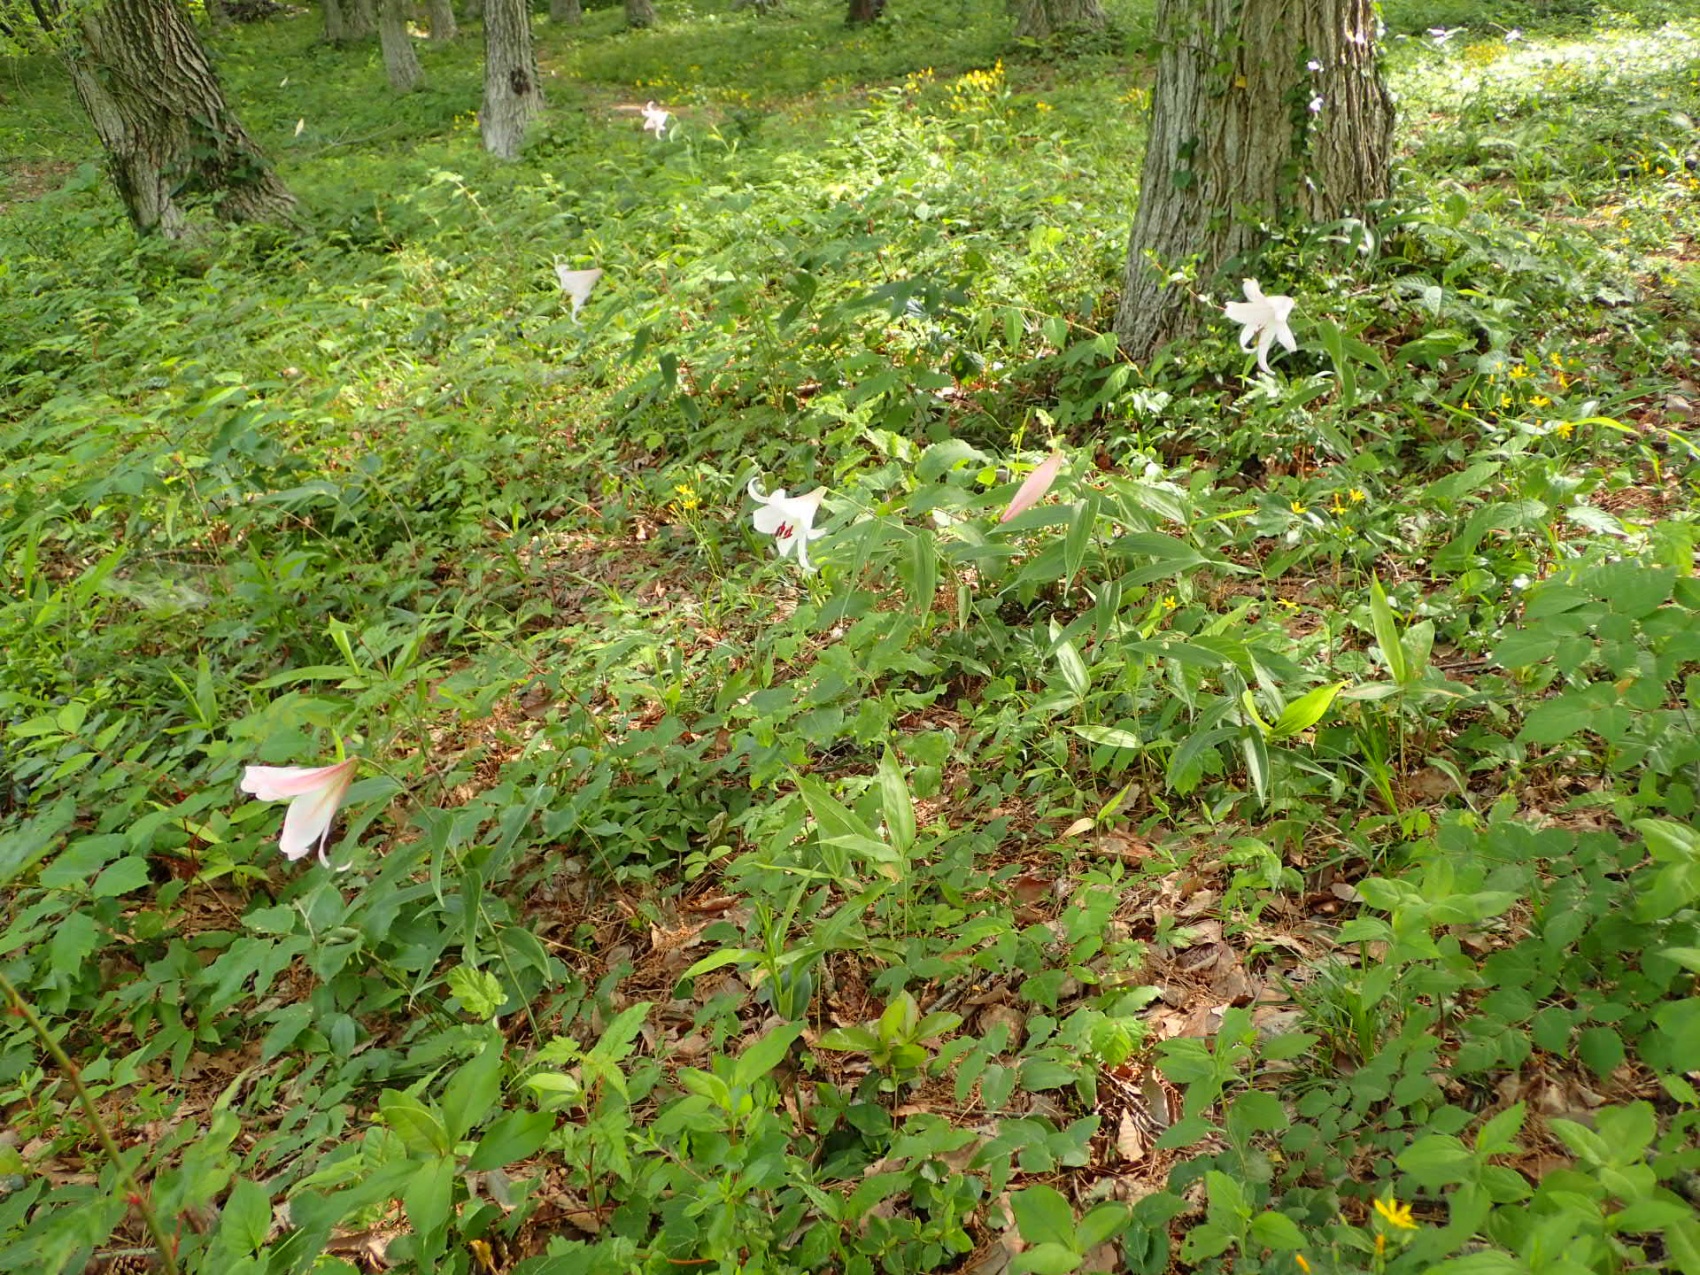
[347,0,377,37]
[379,0,423,90]
[322,0,349,42]
[549,0,580,23]
[624,0,654,27]
[62,0,297,235]
[1113,0,1393,361]
[426,0,456,39]
[845,0,882,23]
[1010,0,1102,39]
[479,0,541,158]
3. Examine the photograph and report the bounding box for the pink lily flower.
[999,451,1066,524]
[240,759,358,865]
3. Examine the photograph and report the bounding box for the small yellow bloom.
[1553,421,1574,438]
[1162,595,1178,610]
[1499,393,1512,408]
[1295,1257,1311,1274]
[1531,395,1550,408]
[1291,500,1307,515]
[1376,1233,1386,1255]
[1349,488,1366,503]
[1509,364,1528,379]
[1035,101,1053,112]
[1374,1197,1418,1231]
[1332,497,1347,514]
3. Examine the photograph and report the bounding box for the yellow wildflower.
[1349,488,1366,503]
[1332,496,1347,514]
[1296,1257,1311,1274]
[1374,1197,1418,1231]
[1291,500,1307,515]
[1035,101,1053,112]
[1509,363,1528,379]
[674,483,700,512]
[1162,595,1178,610]
[1553,421,1574,438]
[1531,395,1550,408]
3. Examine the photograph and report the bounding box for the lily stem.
[0,970,182,1275]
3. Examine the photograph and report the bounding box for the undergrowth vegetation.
[3,0,1700,1272]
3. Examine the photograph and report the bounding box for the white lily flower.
[747,479,828,573]
[555,265,603,320]
[1223,279,1298,376]
[642,101,670,138]
[240,758,358,866]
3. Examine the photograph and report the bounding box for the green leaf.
[1070,724,1143,751]
[1369,575,1409,686]
[1012,1243,1082,1275]
[1430,1253,1529,1275]
[1396,1134,1473,1186]
[1009,1184,1078,1249]
[1577,1026,1625,1079]
[877,748,916,856]
[816,1025,881,1052]
[402,1155,455,1265]
[1055,639,1090,700]
[378,1090,451,1157]
[1076,1203,1128,1249]
[1269,681,1346,739]
[467,1110,554,1171]
[90,856,151,898]
[1476,1101,1525,1156]
[1665,1216,1700,1275]
[1249,1211,1305,1251]
[1063,495,1096,591]
[441,1039,504,1142]
[445,965,507,1019]
[49,911,100,978]
[734,1022,804,1087]
[217,1177,273,1256]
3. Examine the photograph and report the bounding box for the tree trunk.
[845,0,882,22]
[379,0,423,89]
[64,0,297,236]
[624,0,654,27]
[204,0,231,28]
[549,0,579,22]
[322,0,348,42]
[1113,0,1393,361]
[464,0,482,20]
[479,0,540,158]
[426,0,456,36]
[347,0,377,37]
[1010,0,1101,38]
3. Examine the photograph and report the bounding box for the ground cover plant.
[3,0,1700,1272]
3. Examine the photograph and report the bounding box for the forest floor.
[3,1,1700,1273]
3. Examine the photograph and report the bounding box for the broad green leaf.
[378,1090,451,1157]
[1249,1211,1305,1250]
[441,1039,504,1142]
[1070,724,1142,751]
[1054,639,1089,699]
[1269,681,1346,739]
[467,1110,554,1171]
[1369,575,1408,686]
[816,1025,881,1052]
[877,748,916,856]
[735,1022,805,1086]
[1009,1183,1077,1249]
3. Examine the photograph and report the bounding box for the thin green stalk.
[0,970,182,1275]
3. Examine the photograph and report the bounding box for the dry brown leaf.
[1116,1111,1146,1164]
